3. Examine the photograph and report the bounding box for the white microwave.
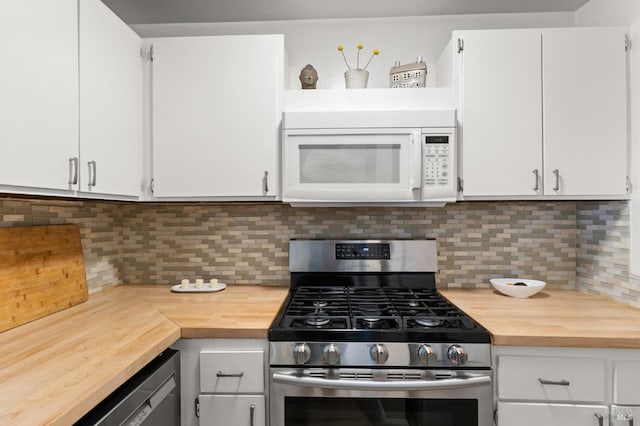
[282,109,457,206]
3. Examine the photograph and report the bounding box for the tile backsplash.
[577,201,640,308]
[1,196,638,306]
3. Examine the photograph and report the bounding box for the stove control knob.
[293,343,311,365]
[370,344,389,364]
[322,344,340,365]
[417,344,438,365]
[447,345,468,366]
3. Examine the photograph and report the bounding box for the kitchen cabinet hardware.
[250,403,255,426]
[216,371,244,378]
[68,157,79,185]
[552,169,560,191]
[532,169,539,191]
[88,161,97,189]
[626,34,631,51]
[195,397,200,418]
[594,412,604,426]
[262,171,269,195]
[457,38,464,53]
[457,177,464,192]
[538,378,570,386]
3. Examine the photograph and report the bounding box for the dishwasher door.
[75,349,180,426]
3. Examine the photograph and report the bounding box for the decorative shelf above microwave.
[283,88,455,112]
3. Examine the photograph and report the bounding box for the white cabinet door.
[542,28,628,197]
[79,0,143,198]
[498,402,608,426]
[198,395,265,426]
[151,35,284,199]
[457,30,543,197]
[0,0,79,193]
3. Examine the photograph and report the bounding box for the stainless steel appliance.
[282,110,457,206]
[75,349,180,426]
[269,240,492,426]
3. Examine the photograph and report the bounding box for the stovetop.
[269,285,490,343]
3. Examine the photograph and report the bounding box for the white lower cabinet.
[498,402,608,426]
[198,395,265,426]
[171,339,268,426]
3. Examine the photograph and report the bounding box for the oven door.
[282,128,423,203]
[270,368,493,426]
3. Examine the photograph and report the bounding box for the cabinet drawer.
[198,395,265,426]
[200,350,264,393]
[498,402,608,426]
[614,361,640,405]
[498,355,604,402]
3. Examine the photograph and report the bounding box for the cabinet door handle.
[532,169,539,191]
[538,378,570,386]
[249,403,256,426]
[263,171,269,195]
[68,157,78,185]
[88,161,97,188]
[594,412,604,426]
[553,169,560,191]
[216,371,244,378]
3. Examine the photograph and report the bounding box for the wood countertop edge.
[53,328,181,426]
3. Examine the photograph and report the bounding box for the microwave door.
[283,129,420,202]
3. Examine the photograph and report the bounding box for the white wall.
[577,0,640,276]
[132,12,574,90]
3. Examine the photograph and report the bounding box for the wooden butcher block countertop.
[440,288,640,348]
[131,284,290,338]
[0,284,288,425]
[0,286,181,426]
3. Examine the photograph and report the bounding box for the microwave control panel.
[423,135,451,187]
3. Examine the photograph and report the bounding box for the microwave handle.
[410,131,422,190]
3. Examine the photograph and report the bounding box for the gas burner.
[305,314,331,327]
[408,300,421,308]
[313,301,328,308]
[414,317,444,328]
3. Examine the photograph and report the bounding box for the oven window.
[298,143,401,184]
[284,397,478,426]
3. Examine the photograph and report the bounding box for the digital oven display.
[425,135,449,144]
[335,243,390,259]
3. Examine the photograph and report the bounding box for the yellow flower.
[357,43,364,49]
[373,49,380,55]
[337,45,344,51]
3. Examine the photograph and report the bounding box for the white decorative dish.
[171,282,227,293]
[490,278,546,299]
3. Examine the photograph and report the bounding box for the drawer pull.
[216,371,244,378]
[594,412,604,426]
[538,378,570,386]
[250,403,255,426]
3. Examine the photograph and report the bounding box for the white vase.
[344,69,369,89]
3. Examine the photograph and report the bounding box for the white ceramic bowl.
[490,278,546,299]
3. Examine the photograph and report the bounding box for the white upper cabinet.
[0,0,79,194]
[542,28,628,197]
[449,27,629,199]
[456,30,543,197]
[79,0,143,198]
[150,35,285,199]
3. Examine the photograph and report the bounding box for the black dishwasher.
[75,349,180,426]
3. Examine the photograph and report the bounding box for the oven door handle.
[272,373,491,391]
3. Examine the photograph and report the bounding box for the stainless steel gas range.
[268,240,493,426]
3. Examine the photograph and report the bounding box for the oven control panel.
[335,243,391,260]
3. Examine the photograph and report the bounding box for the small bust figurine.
[299,64,318,89]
